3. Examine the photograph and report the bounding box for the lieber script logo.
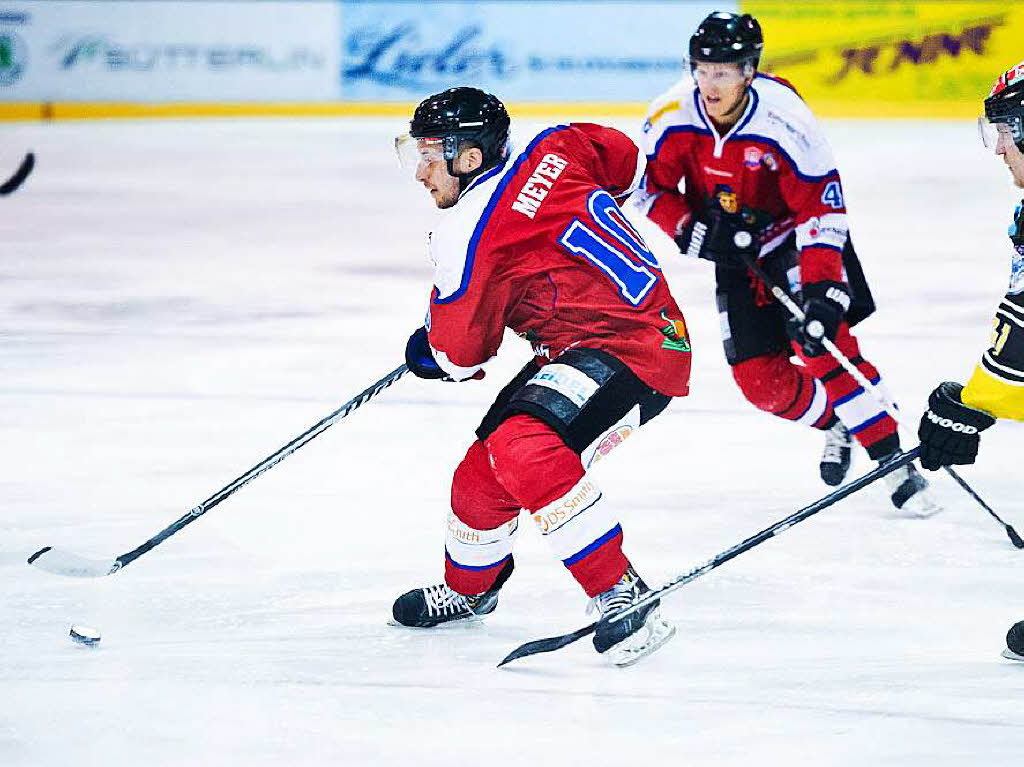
[343,23,509,89]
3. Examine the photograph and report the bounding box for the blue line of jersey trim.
[562,523,623,568]
[433,125,571,306]
[444,550,512,572]
[732,87,760,136]
[692,87,711,134]
[649,123,711,162]
[806,242,846,254]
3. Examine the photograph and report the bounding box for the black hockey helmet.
[981,61,1024,151]
[689,11,763,70]
[409,87,511,176]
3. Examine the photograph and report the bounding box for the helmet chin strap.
[447,159,486,193]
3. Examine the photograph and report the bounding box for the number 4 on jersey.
[821,181,844,210]
[559,190,661,306]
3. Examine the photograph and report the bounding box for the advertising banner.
[339,0,731,103]
[0,1,340,102]
[744,1,1024,117]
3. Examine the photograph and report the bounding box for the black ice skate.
[1002,620,1024,661]
[881,459,941,517]
[591,566,675,666]
[390,560,512,628]
[819,421,853,486]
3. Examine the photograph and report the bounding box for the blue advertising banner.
[340,1,731,102]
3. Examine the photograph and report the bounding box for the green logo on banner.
[0,31,26,85]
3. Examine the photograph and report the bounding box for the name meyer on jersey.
[511,153,568,219]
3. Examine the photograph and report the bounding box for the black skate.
[882,459,941,517]
[591,566,675,666]
[390,559,512,628]
[819,421,852,486]
[1002,620,1024,661]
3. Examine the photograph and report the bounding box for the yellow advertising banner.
[743,1,1024,118]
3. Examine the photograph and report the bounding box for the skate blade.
[386,614,487,629]
[895,495,943,519]
[608,614,677,667]
[1001,648,1024,662]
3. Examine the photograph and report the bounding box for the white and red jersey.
[636,73,849,285]
[424,123,691,397]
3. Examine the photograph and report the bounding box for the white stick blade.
[27,546,120,578]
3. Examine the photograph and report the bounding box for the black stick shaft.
[498,449,919,666]
[113,364,409,570]
[736,250,1020,547]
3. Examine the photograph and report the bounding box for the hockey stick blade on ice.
[735,249,1022,549]
[28,364,410,578]
[0,152,34,195]
[498,448,920,667]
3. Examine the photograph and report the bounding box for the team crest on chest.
[743,146,762,169]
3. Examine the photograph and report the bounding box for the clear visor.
[689,60,752,87]
[978,116,1018,150]
[395,134,445,174]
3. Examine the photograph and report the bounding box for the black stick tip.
[1007,526,1024,550]
[27,546,51,565]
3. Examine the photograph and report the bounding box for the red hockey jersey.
[424,123,691,397]
[636,73,849,285]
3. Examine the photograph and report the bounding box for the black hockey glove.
[790,280,850,357]
[674,210,757,265]
[405,326,449,380]
[917,381,995,470]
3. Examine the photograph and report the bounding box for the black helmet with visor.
[396,87,511,189]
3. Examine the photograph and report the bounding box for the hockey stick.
[0,152,34,195]
[28,364,410,578]
[498,448,920,666]
[735,249,1023,549]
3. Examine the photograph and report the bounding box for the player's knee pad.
[485,415,584,510]
[451,440,521,530]
[732,355,799,411]
[733,355,832,426]
[497,348,670,454]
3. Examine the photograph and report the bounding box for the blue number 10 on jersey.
[558,191,661,306]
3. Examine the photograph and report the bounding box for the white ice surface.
[1,117,1022,766]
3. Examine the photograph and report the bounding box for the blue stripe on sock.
[562,524,623,568]
[832,375,881,408]
[444,551,511,572]
[849,411,889,435]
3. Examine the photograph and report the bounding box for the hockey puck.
[69,624,101,646]
[1005,620,1024,657]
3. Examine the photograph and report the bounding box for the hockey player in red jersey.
[389,87,691,665]
[636,11,938,515]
